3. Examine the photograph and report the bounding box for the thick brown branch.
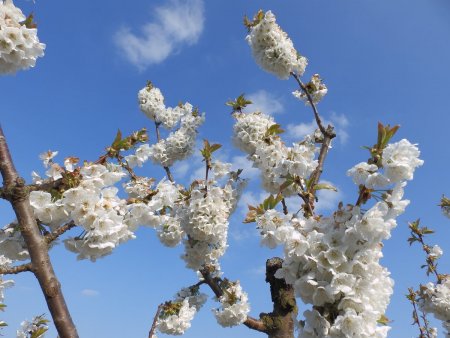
[0,126,78,338]
[0,262,32,275]
[199,267,268,333]
[45,221,76,244]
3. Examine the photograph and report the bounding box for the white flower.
[429,245,443,259]
[157,299,196,335]
[0,0,45,74]
[138,84,165,122]
[246,10,307,79]
[39,150,58,168]
[382,139,423,182]
[213,281,250,327]
[292,74,328,104]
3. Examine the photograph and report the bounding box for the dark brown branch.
[0,262,32,275]
[0,126,78,338]
[154,122,174,182]
[45,221,76,244]
[148,304,162,338]
[199,267,268,333]
[261,257,297,338]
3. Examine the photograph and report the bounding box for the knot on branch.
[2,177,29,202]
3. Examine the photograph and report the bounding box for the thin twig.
[291,73,327,135]
[281,198,288,215]
[45,221,76,244]
[148,304,162,338]
[0,262,32,275]
[291,73,336,216]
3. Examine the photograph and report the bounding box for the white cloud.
[114,0,204,70]
[230,155,259,179]
[81,289,99,297]
[246,90,284,115]
[286,112,350,144]
[172,161,190,178]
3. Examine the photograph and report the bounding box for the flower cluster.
[233,111,317,194]
[132,83,205,168]
[246,10,307,79]
[156,286,207,335]
[16,315,49,338]
[213,280,250,327]
[236,114,423,336]
[418,276,450,336]
[347,139,423,189]
[0,0,45,74]
[179,173,246,271]
[292,74,328,104]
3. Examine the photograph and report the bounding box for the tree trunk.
[261,257,297,338]
[0,126,79,338]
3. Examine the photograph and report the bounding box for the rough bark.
[0,126,79,338]
[261,257,297,338]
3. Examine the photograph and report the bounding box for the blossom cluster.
[134,83,205,167]
[246,10,307,79]
[418,276,450,336]
[235,107,424,337]
[292,74,328,105]
[16,315,48,338]
[233,111,318,195]
[156,286,207,335]
[347,139,423,189]
[0,0,45,74]
[213,280,250,327]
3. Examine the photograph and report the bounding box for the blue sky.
[1,0,450,337]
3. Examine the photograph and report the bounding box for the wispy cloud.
[114,0,204,70]
[81,289,99,297]
[246,90,284,115]
[230,155,259,179]
[286,112,350,144]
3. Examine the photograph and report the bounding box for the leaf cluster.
[226,94,252,113]
[244,194,283,223]
[243,10,265,32]
[364,122,399,167]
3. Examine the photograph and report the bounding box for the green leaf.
[266,124,284,136]
[111,129,122,149]
[314,182,338,192]
[377,314,391,326]
[31,327,48,338]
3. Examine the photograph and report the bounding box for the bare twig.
[291,73,327,135]
[148,304,162,338]
[0,125,78,338]
[0,262,32,275]
[44,221,76,244]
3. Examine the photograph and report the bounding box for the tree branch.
[0,125,78,338]
[45,221,76,244]
[0,262,32,275]
[199,267,268,333]
[291,73,336,216]
[148,304,162,338]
